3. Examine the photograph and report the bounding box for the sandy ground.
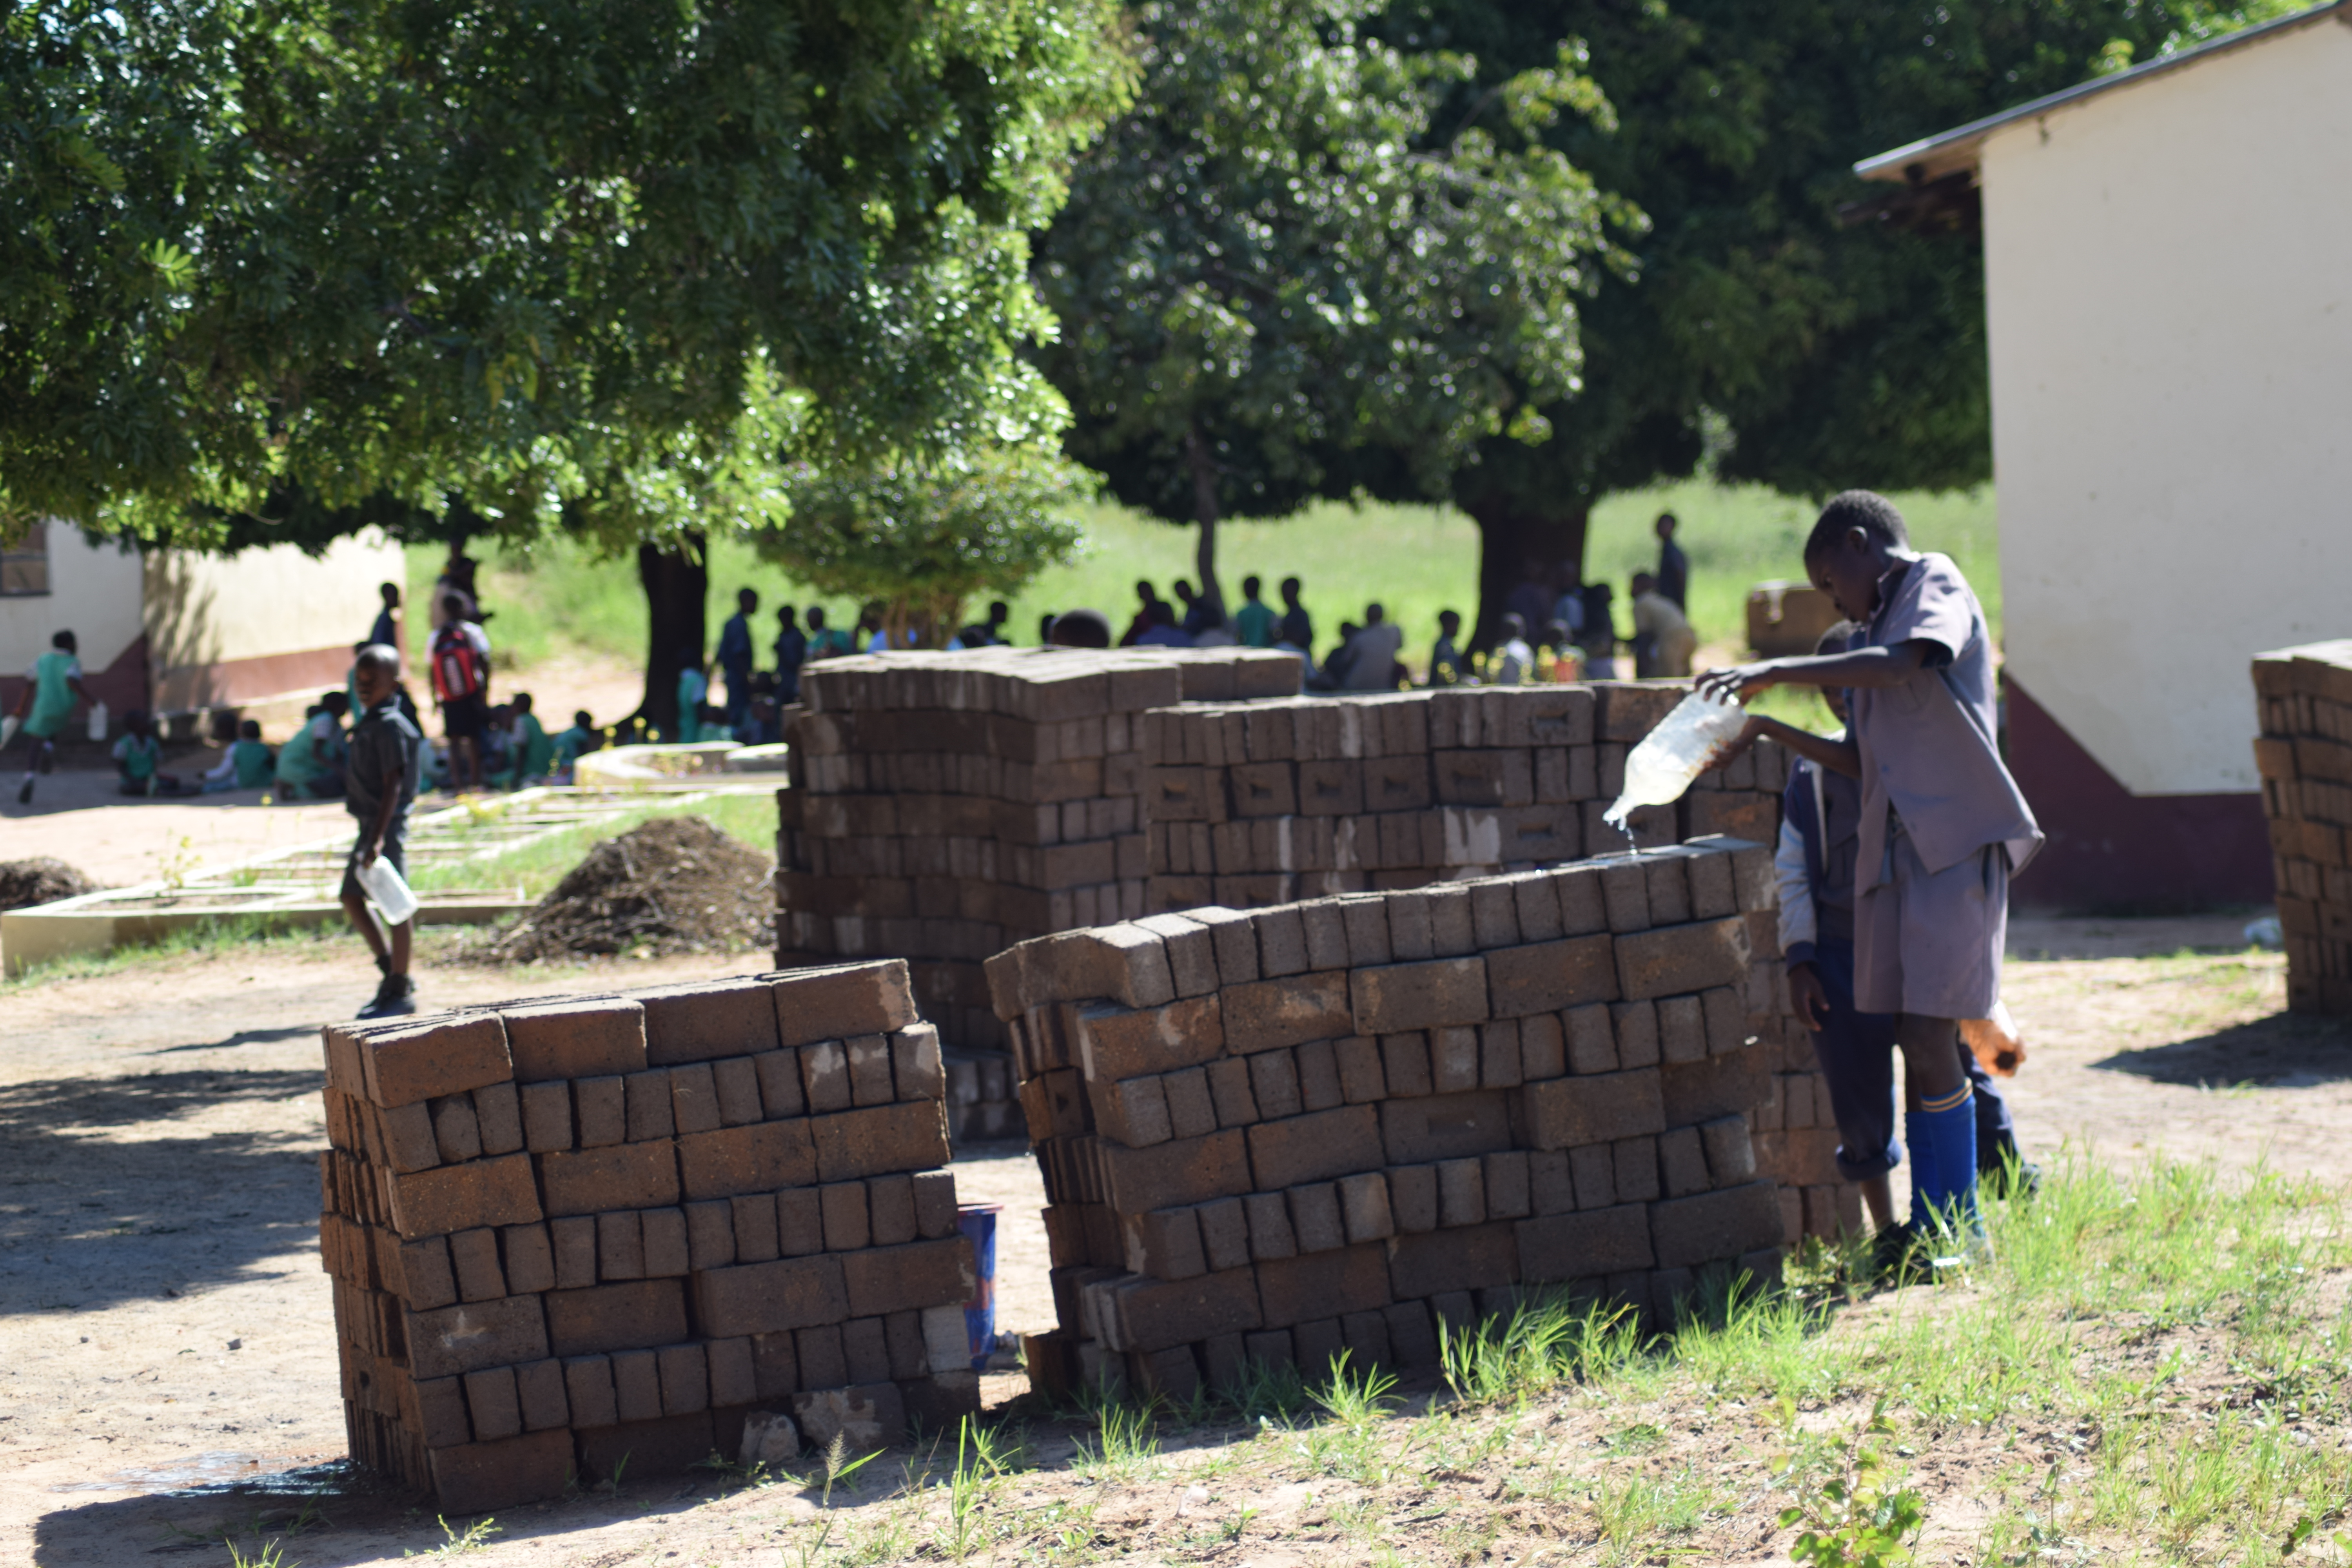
[4,895,2345,1563]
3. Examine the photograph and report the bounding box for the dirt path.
[4,914,2346,1565]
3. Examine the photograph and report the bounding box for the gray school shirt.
[1851,552,2042,886]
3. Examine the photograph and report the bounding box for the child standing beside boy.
[1701,490,2040,1252]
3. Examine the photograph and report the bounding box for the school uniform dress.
[1850,554,2041,1021]
[1779,750,2018,1184]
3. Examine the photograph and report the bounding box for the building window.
[1,523,47,596]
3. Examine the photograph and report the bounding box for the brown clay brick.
[1334,1036,1386,1102]
[641,1207,690,1276]
[669,1063,722,1135]
[1125,1207,1206,1279]
[891,1025,946,1102]
[378,1101,440,1174]
[709,1335,759,1406]
[537,1142,679,1217]
[841,1317,890,1384]
[1381,1033,1433,1098]
[686,1201,736,1270]
[1570,1144,1616,1209]
[416,1373,474,1447]
[501,997,647,1083]
[408,1294,550,1379]
[1564,1005,1617,1074]
[841,1239,974,1318]
[754,1049,806,1118]
[1614,1137,1661,1203]
[1257,1243,1392,1327]
[1615,918,1751,1001]
[912,1170,958,1238]
[1700,1115,1757,1184]
[1660,1042,1769,1127]
[799,1041,851,1113]
[429,1093,483,1162]
[846,1033,896,1107]
[464,1365,522,1441]
[657,1343,710,1415]
[473,1082,524,1156]
[1338,1172,1394,1242]
[1075,995,1225,1081]
[812,1102,951,1183]
[1378,1089,1512,1164]
[596,1211,646,1281]
[388,1152,544,1239]
[1651,1181,1783,1269]
[1436,1157,1485,1227]
[867,1174,917,1247]
[1388,1164,1438,1232]
[1610,1000,1660,1068]
[1107,1267,1263,1352]
[612,1349,664,1422]
[1657,995,1707,1064]
[1479,1020,1523,1089]
[502,1223,555,1295]
[677,1120,818,1200]
[350,1014,513,1109]
[1556,864,1608,935]
[564,1353,620,1429]
[550,1216,597,1290]
[1161,1066,1217,1138]
[1244,1191,1298,1260]
[796,1324,848,1390]
[1248,1106,1382,1190]
[625,1069,677,1141]
[1485,935,1618,1017]
[692,1257,849,1339]
[1429,1027,1479,1094]
[514,1357,568,1431]
[1221,972,1354,1051]
[777,1188,825,1255]
[769,960,918,1049]
[1248,1050,1302,1120]
[449,1228,506,1301]
[638,978,782,1065]
[1519,1014,1565,1081]
[1206,1057,1260,1126]
[1349,957,1489,1035]
[1520,1069,1665,1151]
[730,1194,779,1263]
[1295,1039,1343,1111]
[1101,1128,1251,1212]
[520,1081,573,1152]
[573,1076,626,1147]
[1197,1197,1251,1271]
[1517,1204,1655,1280]
[1530,1149,1575,1214]
[1287,1182,1345,1252]
[427,1429,571,1514]
[820,1182,871,1251]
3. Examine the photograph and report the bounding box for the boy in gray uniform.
[1701,491,2040,1244]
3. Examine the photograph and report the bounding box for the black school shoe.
[358,973,418,1020]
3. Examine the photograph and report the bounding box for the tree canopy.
[1033,0,1626,611]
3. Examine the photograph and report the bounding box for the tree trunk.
[1465,500,1592,655]
[1186,424,1224,619]
[637,529,709,740]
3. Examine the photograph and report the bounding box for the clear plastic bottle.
[357,855,420,926]
[1603,689,1750,837]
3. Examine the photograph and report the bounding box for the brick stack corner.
[2255,639,2352,1012]
[986,838,1791,1400]
[318,961,975,1513]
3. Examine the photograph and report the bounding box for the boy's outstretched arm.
[1713,715,1861,779]
[1695,640,1933,704]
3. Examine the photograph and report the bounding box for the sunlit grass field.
[414,480,1998,681]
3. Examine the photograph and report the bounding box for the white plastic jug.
[1603,689,1750,833]
[86,701,108,742]
[357,855,420,926]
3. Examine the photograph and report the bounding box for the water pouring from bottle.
[1602,688,1752,851]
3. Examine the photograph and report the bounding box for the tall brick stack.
[316,961,979,1513]
[985,838,1793,1399]
[2254,639,2352,1013]
[775,647,1303,1065]
[1140,683,1789,911]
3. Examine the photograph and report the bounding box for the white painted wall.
[145,530,405,672]
[0,520,145,677]
[1982,15,2352,794]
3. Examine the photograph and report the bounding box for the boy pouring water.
[1699,491,2040,1251]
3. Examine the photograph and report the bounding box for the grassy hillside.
[412,480,1997,679]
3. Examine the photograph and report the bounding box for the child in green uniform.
[273,692,351,800]
[201,719,276,792]
[11,630,91,804]
[550,710,597,783]
[494,693,555,788]
[112,710,185,795]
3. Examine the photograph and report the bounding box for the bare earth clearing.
[3,914,2347,1566]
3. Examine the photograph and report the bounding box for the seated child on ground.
[200,719,276,793]
[550,710,598,784]
[113,710,185,796]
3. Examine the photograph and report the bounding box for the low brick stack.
[317,961,979,1512]
[1140,683,1789,911]
[986,838,1791,1398]
[777,647,1303,1067]
[2255,640,2352,1014]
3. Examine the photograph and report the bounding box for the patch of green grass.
[0,914,358,990]
[419,479,1998,681]
[405,791,774,898]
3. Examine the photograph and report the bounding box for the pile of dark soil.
[476,816,774,964]
[0,857,97,911]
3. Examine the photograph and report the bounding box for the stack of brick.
[1140,682,1789,910]
[985,838,1792,1399]
[316,960,979,1513]
[776,647,1303,1058]
[2254,639,2352,1013]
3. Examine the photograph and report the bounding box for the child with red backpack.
[430,592,492,793]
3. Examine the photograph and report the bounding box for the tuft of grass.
[405,790,773,897]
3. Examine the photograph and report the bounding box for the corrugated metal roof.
[1855,1,2347,184]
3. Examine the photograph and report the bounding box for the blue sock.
[1908,1085,1979,1233]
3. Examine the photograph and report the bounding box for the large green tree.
[1353,0,2289,644]
[1034,0,1625,616]
[3,0,1126,726]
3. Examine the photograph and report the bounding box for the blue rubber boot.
[1909,1084,1982,1263]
